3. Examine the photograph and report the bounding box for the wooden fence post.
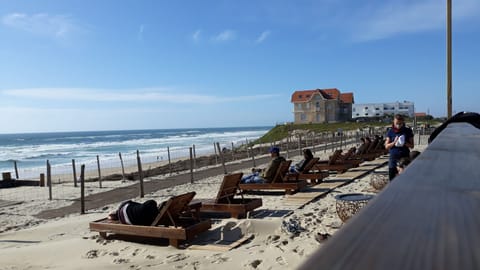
[13,161,19,179]
[192,144,197,169]
[216,142,227,174]
[286,135,290,159]
[324,133,328,153]
[136,150,144,198]
[214,143,218,165]
[312,133,316,154]
[72,159,77,187]
[231,142,235,160]
[96,155,102,188]
[119,152,126,180]
[80,164,85,214]
[46,160,52,200]
[189,147,194,184]
[250,145,256,167]
[39,173,45,187]
[167,147,172,175]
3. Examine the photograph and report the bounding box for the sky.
[0,0,479,133]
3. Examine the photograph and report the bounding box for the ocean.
[0,126,271,179]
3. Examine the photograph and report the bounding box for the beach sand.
[0,142,427,270]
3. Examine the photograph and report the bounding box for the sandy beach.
[0,141,427,270]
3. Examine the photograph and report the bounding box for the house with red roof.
[290,88,354,123]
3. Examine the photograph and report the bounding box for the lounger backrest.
[328,150,343,165]
[215,173,243,204]
[301,157,320,173]
[272,160,292,183]
[151,191,196,226]
[339,147,356,161]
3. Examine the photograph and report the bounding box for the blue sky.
[0,0,479,133]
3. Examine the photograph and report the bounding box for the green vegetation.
[255,122,389,144]
[255,118,443,144]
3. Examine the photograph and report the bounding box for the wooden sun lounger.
[286,158,329,184]
[193,173,262,218]
[315,150,355,173]
[89,192,212,248]
[239,160,308,195]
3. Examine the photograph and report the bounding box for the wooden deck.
[299,123,480,270]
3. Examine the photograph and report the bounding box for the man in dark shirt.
[385,114,414,180]
[242,146,286,183]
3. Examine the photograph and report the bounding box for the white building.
[352,101,415,118]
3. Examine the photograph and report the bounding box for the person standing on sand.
[384,114,414,180]
[241,146,286,183]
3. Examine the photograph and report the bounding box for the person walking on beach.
[242,146,286,183]
[384,114,414,180]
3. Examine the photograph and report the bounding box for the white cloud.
[255,30,271,44]
[1,88,278,104]
[352,0,480,42]
[2,13,80,39]
[192,29,201,42]
[212,30,236,42]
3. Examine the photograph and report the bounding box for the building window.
[364,106,368,110]
[298,95,303,99]
[375,107,380,110]
[356,113,359,116]
[300,113,306,121]
[306,103,310,109]
[316,102,320,109]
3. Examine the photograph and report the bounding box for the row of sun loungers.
[90,144,387,248]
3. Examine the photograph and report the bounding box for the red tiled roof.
[291,88,354,104]
[340,93,354,103]
[291,90,320,102]
[415,112,427,117]
[321,88,340,99]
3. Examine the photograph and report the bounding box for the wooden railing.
[299,122,480,270]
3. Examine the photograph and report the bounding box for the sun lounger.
[89,192,212,248]
[315,150,355,173]
[239,160,308,195]
[193,173,262,218]
[286,158,329,184]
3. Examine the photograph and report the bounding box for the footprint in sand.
[48,233,65,240]
[245,259,262,269]
[165,253,189,263]
[265,235,280,245]
[83,249,108,259]
[131,248,141,256]
[112,258,130,264]
[145,255,155,260]
[276,256,288,266]
[292,246,305,256]
[209,253,230,264]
